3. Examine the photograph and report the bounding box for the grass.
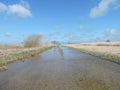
[64,42,120,63]
[74,48,120,63]
[0,59,7,72]
[0,44,23,50]
[80,42,120,46]
[0,45,56,72]
[0,60,6,66]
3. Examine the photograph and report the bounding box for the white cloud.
[0,2,7,12]
[96,28,120,41]
[89,0,119,18]
[96,35,105,40]
[80,25,93,31]
[106,28,120,41]
[8,4,32,18]
[114,3,120,9]
[80,25,84,30]
[49,31,59,36]
[20,0,30,9]
[5,32,12,37]
[0,1,32,18]
[106,28,120,35]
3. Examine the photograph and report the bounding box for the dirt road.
[0,47,120,90]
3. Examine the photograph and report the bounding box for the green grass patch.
[0,60,6,66]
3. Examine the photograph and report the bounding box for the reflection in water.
[0,47,120,90]
[22,60,25,63]
[57,46,64,60]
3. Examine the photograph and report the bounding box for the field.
[64,42,120,63]
[0,44,56,71]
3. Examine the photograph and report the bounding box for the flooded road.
[0,46,120,90]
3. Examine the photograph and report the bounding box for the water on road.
[0,47,120,90]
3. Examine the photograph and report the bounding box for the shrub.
[24,34,42,48]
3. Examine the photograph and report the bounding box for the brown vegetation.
[64,42,120,63]
[80,42,120,46]
[0,34,56,72]
[0,44,55,72]
[24,34,42,48]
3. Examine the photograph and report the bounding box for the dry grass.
[24,34,42,48]
[64,42,120,62]
[0,43,56,71]
[0,44,24,50]
[80,42,120,46]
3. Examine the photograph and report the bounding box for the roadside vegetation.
[64,42,120,63]
[0,34,56,72]
[24,34,42,48]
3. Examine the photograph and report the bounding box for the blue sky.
[0,0,120,43]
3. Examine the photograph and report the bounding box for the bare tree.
[24,34,42,48]
[106,40,110,42]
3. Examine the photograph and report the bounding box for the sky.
[0,0,120,44]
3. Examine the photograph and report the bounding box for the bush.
[24,34,42,48]
[106,40,110,42]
